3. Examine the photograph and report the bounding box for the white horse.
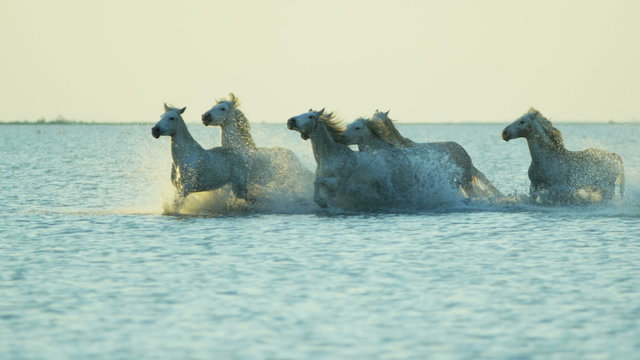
[287,109,397,208]
[287,109,460,209]
[201,94,314,191]
[502,108,625,203]
[151,104,250,207]
[343,111,503,199]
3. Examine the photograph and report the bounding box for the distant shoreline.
[0,121,150,125]
[1,121,638,126]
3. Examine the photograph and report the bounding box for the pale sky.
[1,0,638,123]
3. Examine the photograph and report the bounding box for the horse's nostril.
[151,126,161,138]
[501,130,510,141]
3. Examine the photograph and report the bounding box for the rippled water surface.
[1,123,639,359]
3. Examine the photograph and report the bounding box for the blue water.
[1,123,639,359]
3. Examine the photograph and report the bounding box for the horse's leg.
[461,179,474,198]
[470,166,503,199]
[314,177,337,208]
[601,183,615,201]
[171,163,178,188]
[618,168,625,199]
[529,182,542,202]
[166,165,185,213]
[313,178,327,208]
[233,183,254,203]
[459,165,475,197]
[231,169,253,203]
[171,186,188,212]
[443,146,475,197]
[390,153,417,198]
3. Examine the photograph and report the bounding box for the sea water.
[1,122,639,359]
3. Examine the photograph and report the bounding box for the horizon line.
[1,120,639,126]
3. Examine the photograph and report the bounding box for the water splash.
[142,124,640,217]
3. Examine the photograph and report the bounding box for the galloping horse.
[287,109,461,209]
[151,104,250,207]
[287,109,399,208]
[343,111,503,199]
[201,94,314,192]
[502,108,624,203]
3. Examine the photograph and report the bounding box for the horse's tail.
[470,166,503,199]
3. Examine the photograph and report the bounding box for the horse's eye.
[169,117,175,121]
[309,115,316,119]
[355,127,361,130]
[221,108,226,111]
[520,120,525,124]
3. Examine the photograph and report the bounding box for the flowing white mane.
[369,112,414,147]
[216,93,256,149]
[526,108,565,151]
[318,111,347,143]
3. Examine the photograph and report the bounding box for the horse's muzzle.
[501,129,510,141]
[151,126,161,139]
[287,118,296,130]
[202,113,211,125]
[287,118,309,140]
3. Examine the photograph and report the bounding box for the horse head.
[152,103,186,138]
[287,108,325,140]
[201,93,239,127]
[501,107,542,141]
[342,118,371,145]
[503,107,565,152]
[371,109,390,122]
[349,110,412,148]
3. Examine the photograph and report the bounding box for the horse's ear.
[385,110,390,116]
[164,103,169,112]
[308,108,313,112]
[528,107,539,115]
[318,108,325,115]
[229,93,237,105]
[179,107,186,114]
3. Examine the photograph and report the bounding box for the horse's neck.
[220,112,256,151]
[171,123,202,162]
[220,122,245,148]
[309,124,351,165]
[526,132,564,165]
[361,136,393,151]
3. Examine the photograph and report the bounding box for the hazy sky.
[1,0,638,123]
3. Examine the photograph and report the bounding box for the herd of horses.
[151,94,625,211]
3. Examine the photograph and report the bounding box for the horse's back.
[581,148,624,195]
[256,146,298,164]
[571,148,623,175]
[171,146,246,197]
[203,147,236,169]
[539,147,625,201]
[417,141,503,199]
[198,147,241,184]
[420,142,473,167]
